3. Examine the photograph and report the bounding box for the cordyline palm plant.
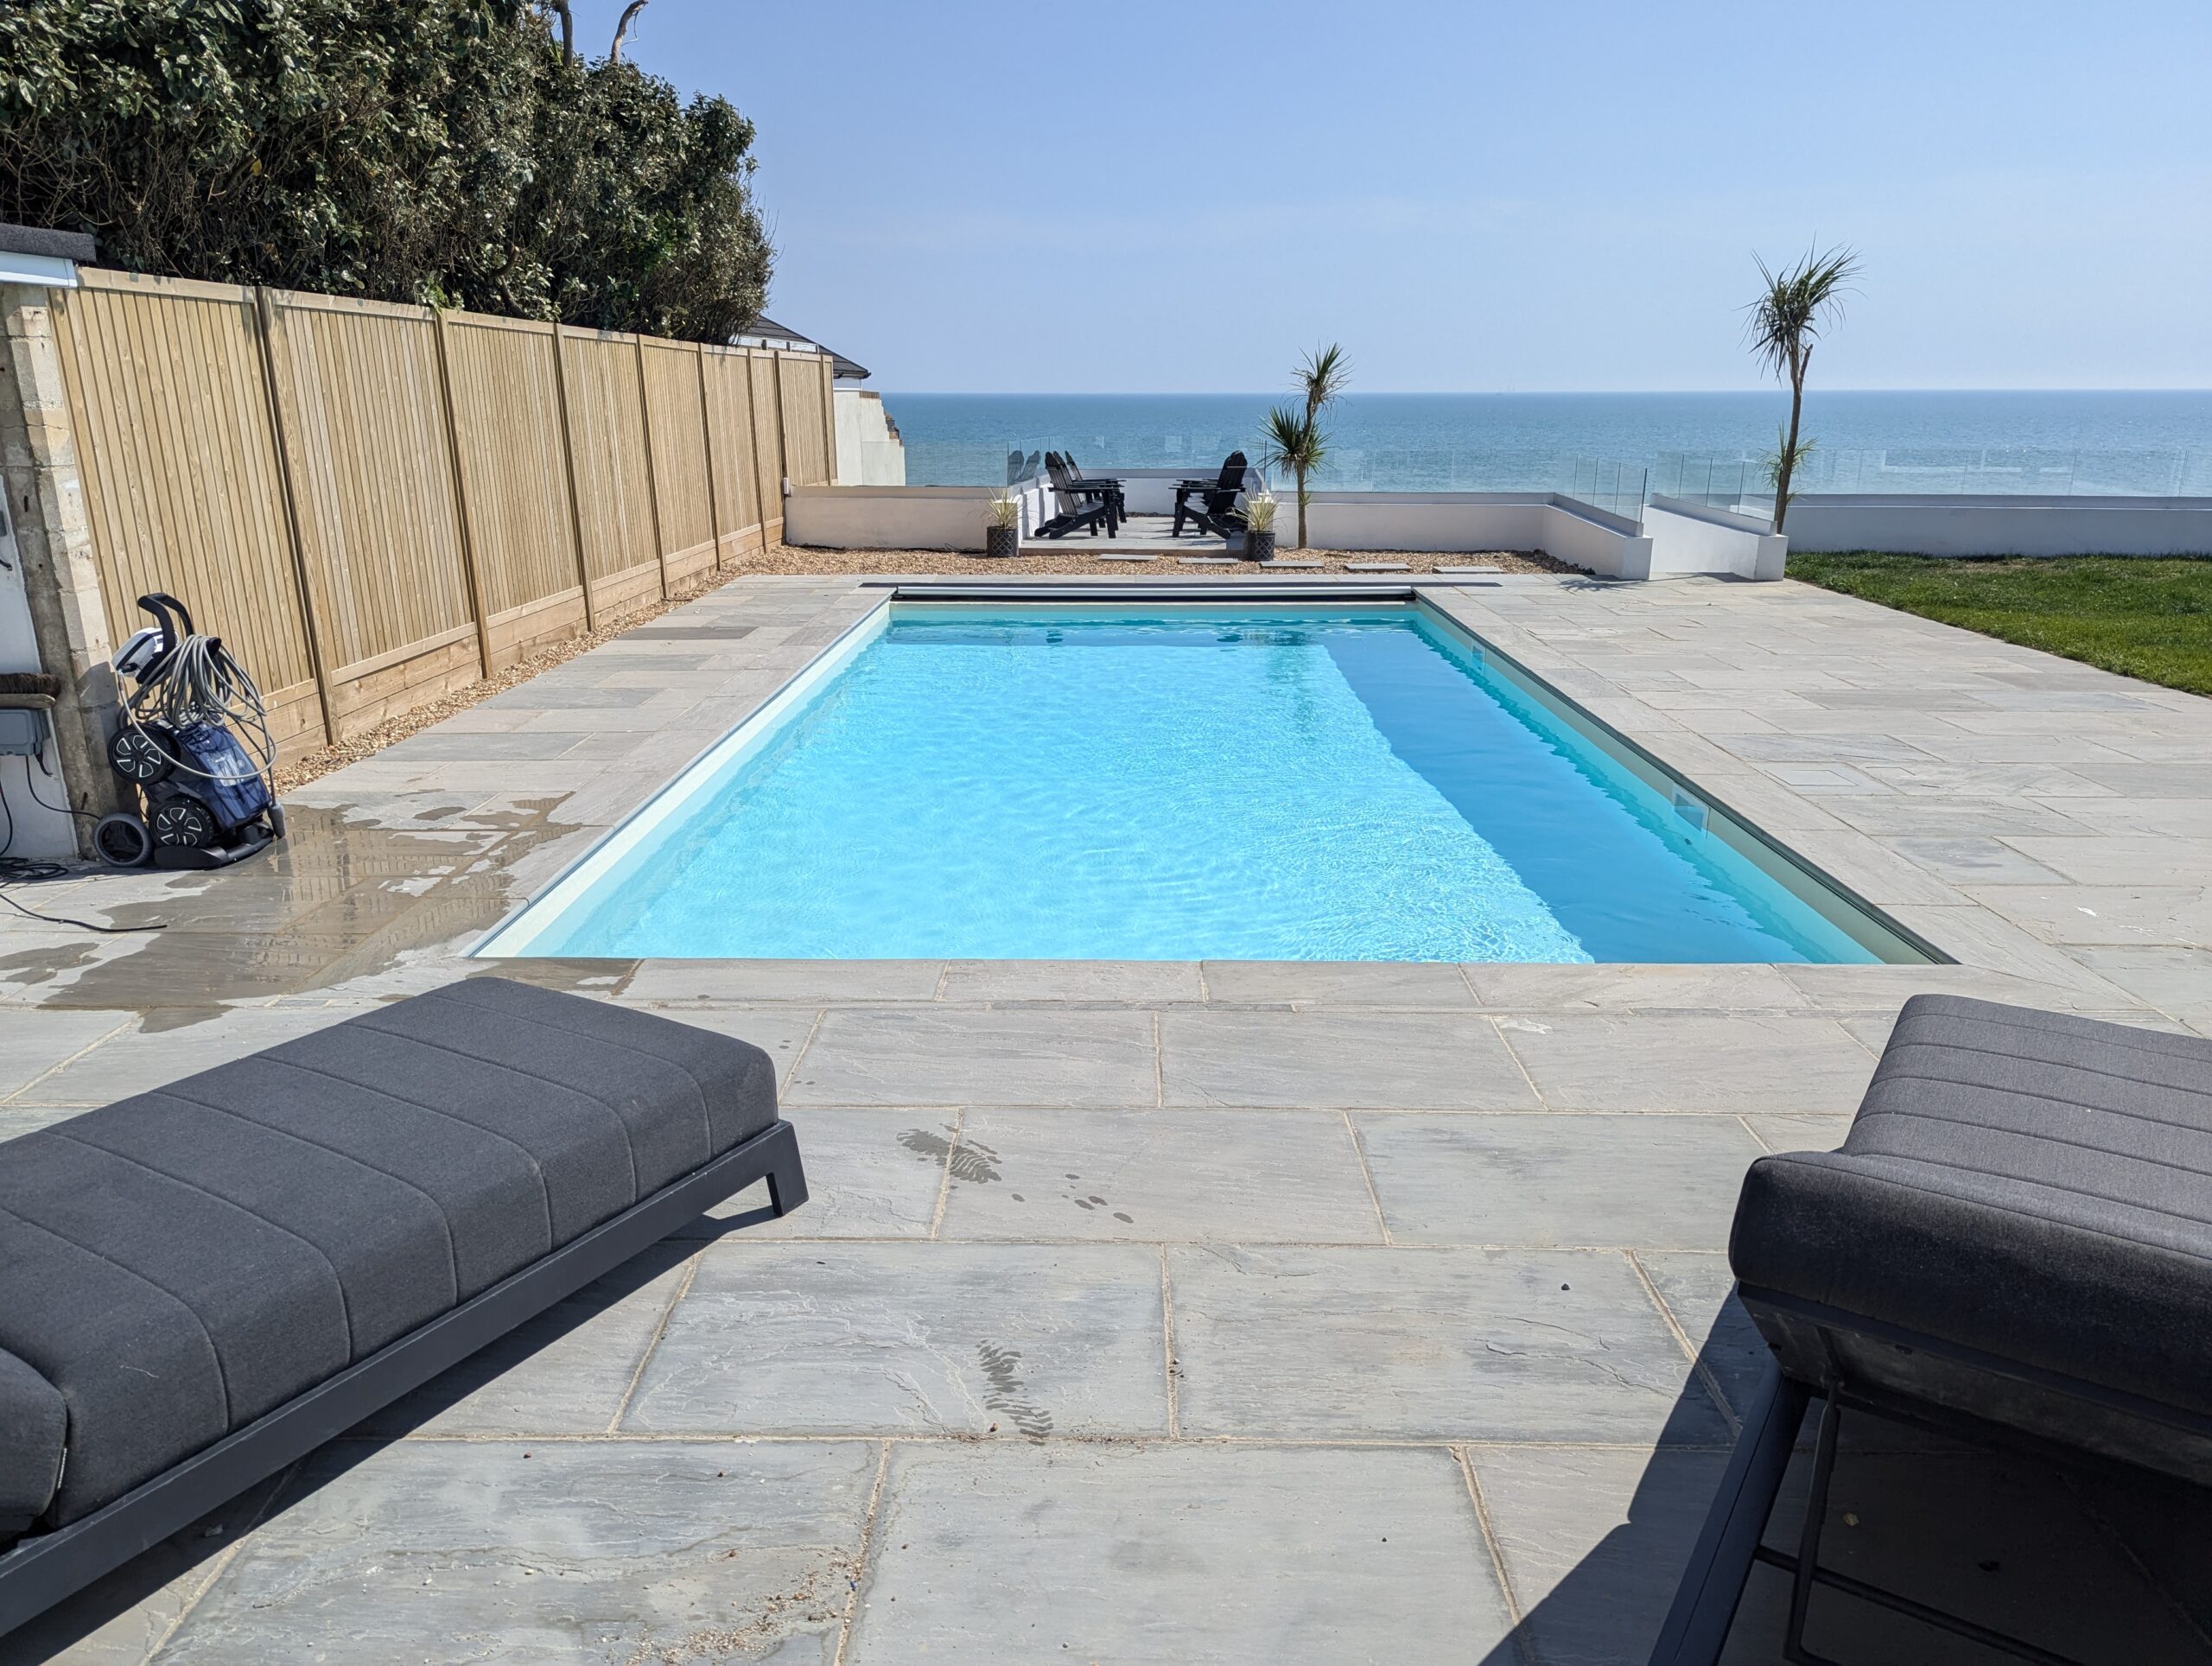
[1265,343,1351,547]
[1745,246,1860,532]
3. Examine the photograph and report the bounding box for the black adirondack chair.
[1034,454,1120,539]
[1171,451,1249,539]
[1062,454,1126,523]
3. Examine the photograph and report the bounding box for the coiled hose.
[125,624,278,787]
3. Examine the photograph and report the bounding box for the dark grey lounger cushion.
[1732,993,2212,1416]
[0,978,774,1526]
[0,1350,64,1528]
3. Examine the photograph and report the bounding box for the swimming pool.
[478,601,1934,964]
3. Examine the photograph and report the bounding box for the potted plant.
[984,489,1020,558]
[1241,493,1279,563]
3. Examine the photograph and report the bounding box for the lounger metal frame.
[0,1117,808,1637]
[1649,1286,2212,1666]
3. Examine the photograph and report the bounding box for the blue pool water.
[493,607,1908,963]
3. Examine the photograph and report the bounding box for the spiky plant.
[1262,404,1326,550]
[1745,245,1859,532]
[1297,342,1351,423]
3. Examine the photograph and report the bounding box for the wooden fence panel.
[262,289,479,735]
[641,340,715,584]
[442,312,587,666]
[778,351,833,486]
[49,264,839,757]
[749,351,786,537]
[49,271,326,757]
[702,348,763,556]
[558,329,663,620]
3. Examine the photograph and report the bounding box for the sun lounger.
[1651,995,2212,1664]
[0,976,805,1636]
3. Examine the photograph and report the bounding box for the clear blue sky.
[577,0,2211,394]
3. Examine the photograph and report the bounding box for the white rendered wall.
[1644,496,1788,581]
[832,388,907,486]
[785,484,988,551]
[0,499,75,859]
[1783,495,2212,557]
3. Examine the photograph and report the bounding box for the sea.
[883,390,2212,500]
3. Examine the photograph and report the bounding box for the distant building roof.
[731,314,869,381]
[0,223,97,263]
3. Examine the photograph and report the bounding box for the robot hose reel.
[96,593,286,870]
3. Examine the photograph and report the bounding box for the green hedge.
[0,0,771,343]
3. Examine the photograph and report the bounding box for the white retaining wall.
[785,484,990,551]
[1298,493,1655,579]
[1644,496,1788,581]
[1784,494,2212,557]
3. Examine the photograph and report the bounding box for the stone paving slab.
[1160,1008,1540,1108]
[1495,1011,1878,1113]
[624,1242,1170,1438]
[1357,1113,1769,1250]
[940,1108,1385,1243]
[787,1008,1160,1106]
[846,1442,1511,1663]
[1167,1245,1729,1445]
[158,1440,877,1664]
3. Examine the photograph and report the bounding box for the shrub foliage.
[0,0,772,341]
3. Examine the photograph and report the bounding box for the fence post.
[696,342,724,570]
[0,282,123,852]
[548,321,596,633]
[770,350,791,499]
[634,336,669,601]
[250,287,340,747]
[429,310,495,678]
[747,353,775,548]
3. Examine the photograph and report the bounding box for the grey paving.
[788,1007,1160,1106]
[1167,1245,1730,1444]
[1357,1113,1767,1249]
[159,1440,876,1664]
[847,1443,1512,1663]
[623,1242,1170,1437]
[10,569,2211,1663]
[939,1108,1384,1243]
[1160,1008,1539,1108]
[1497,1011,1877,1112]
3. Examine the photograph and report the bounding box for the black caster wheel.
[108,725,175,785]
[267,801,287,840]
[93,811,153,868]
[150,798,218,849]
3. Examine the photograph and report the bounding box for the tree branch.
[540,0,575,64]
[610,0,651,61]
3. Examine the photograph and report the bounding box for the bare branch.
[538,0,575,64]
[610,0,652,61]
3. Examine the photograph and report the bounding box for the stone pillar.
[0,283,121,855]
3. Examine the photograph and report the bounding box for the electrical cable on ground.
[0,766,167,933]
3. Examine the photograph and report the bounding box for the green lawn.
[1786,552,2212,698]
